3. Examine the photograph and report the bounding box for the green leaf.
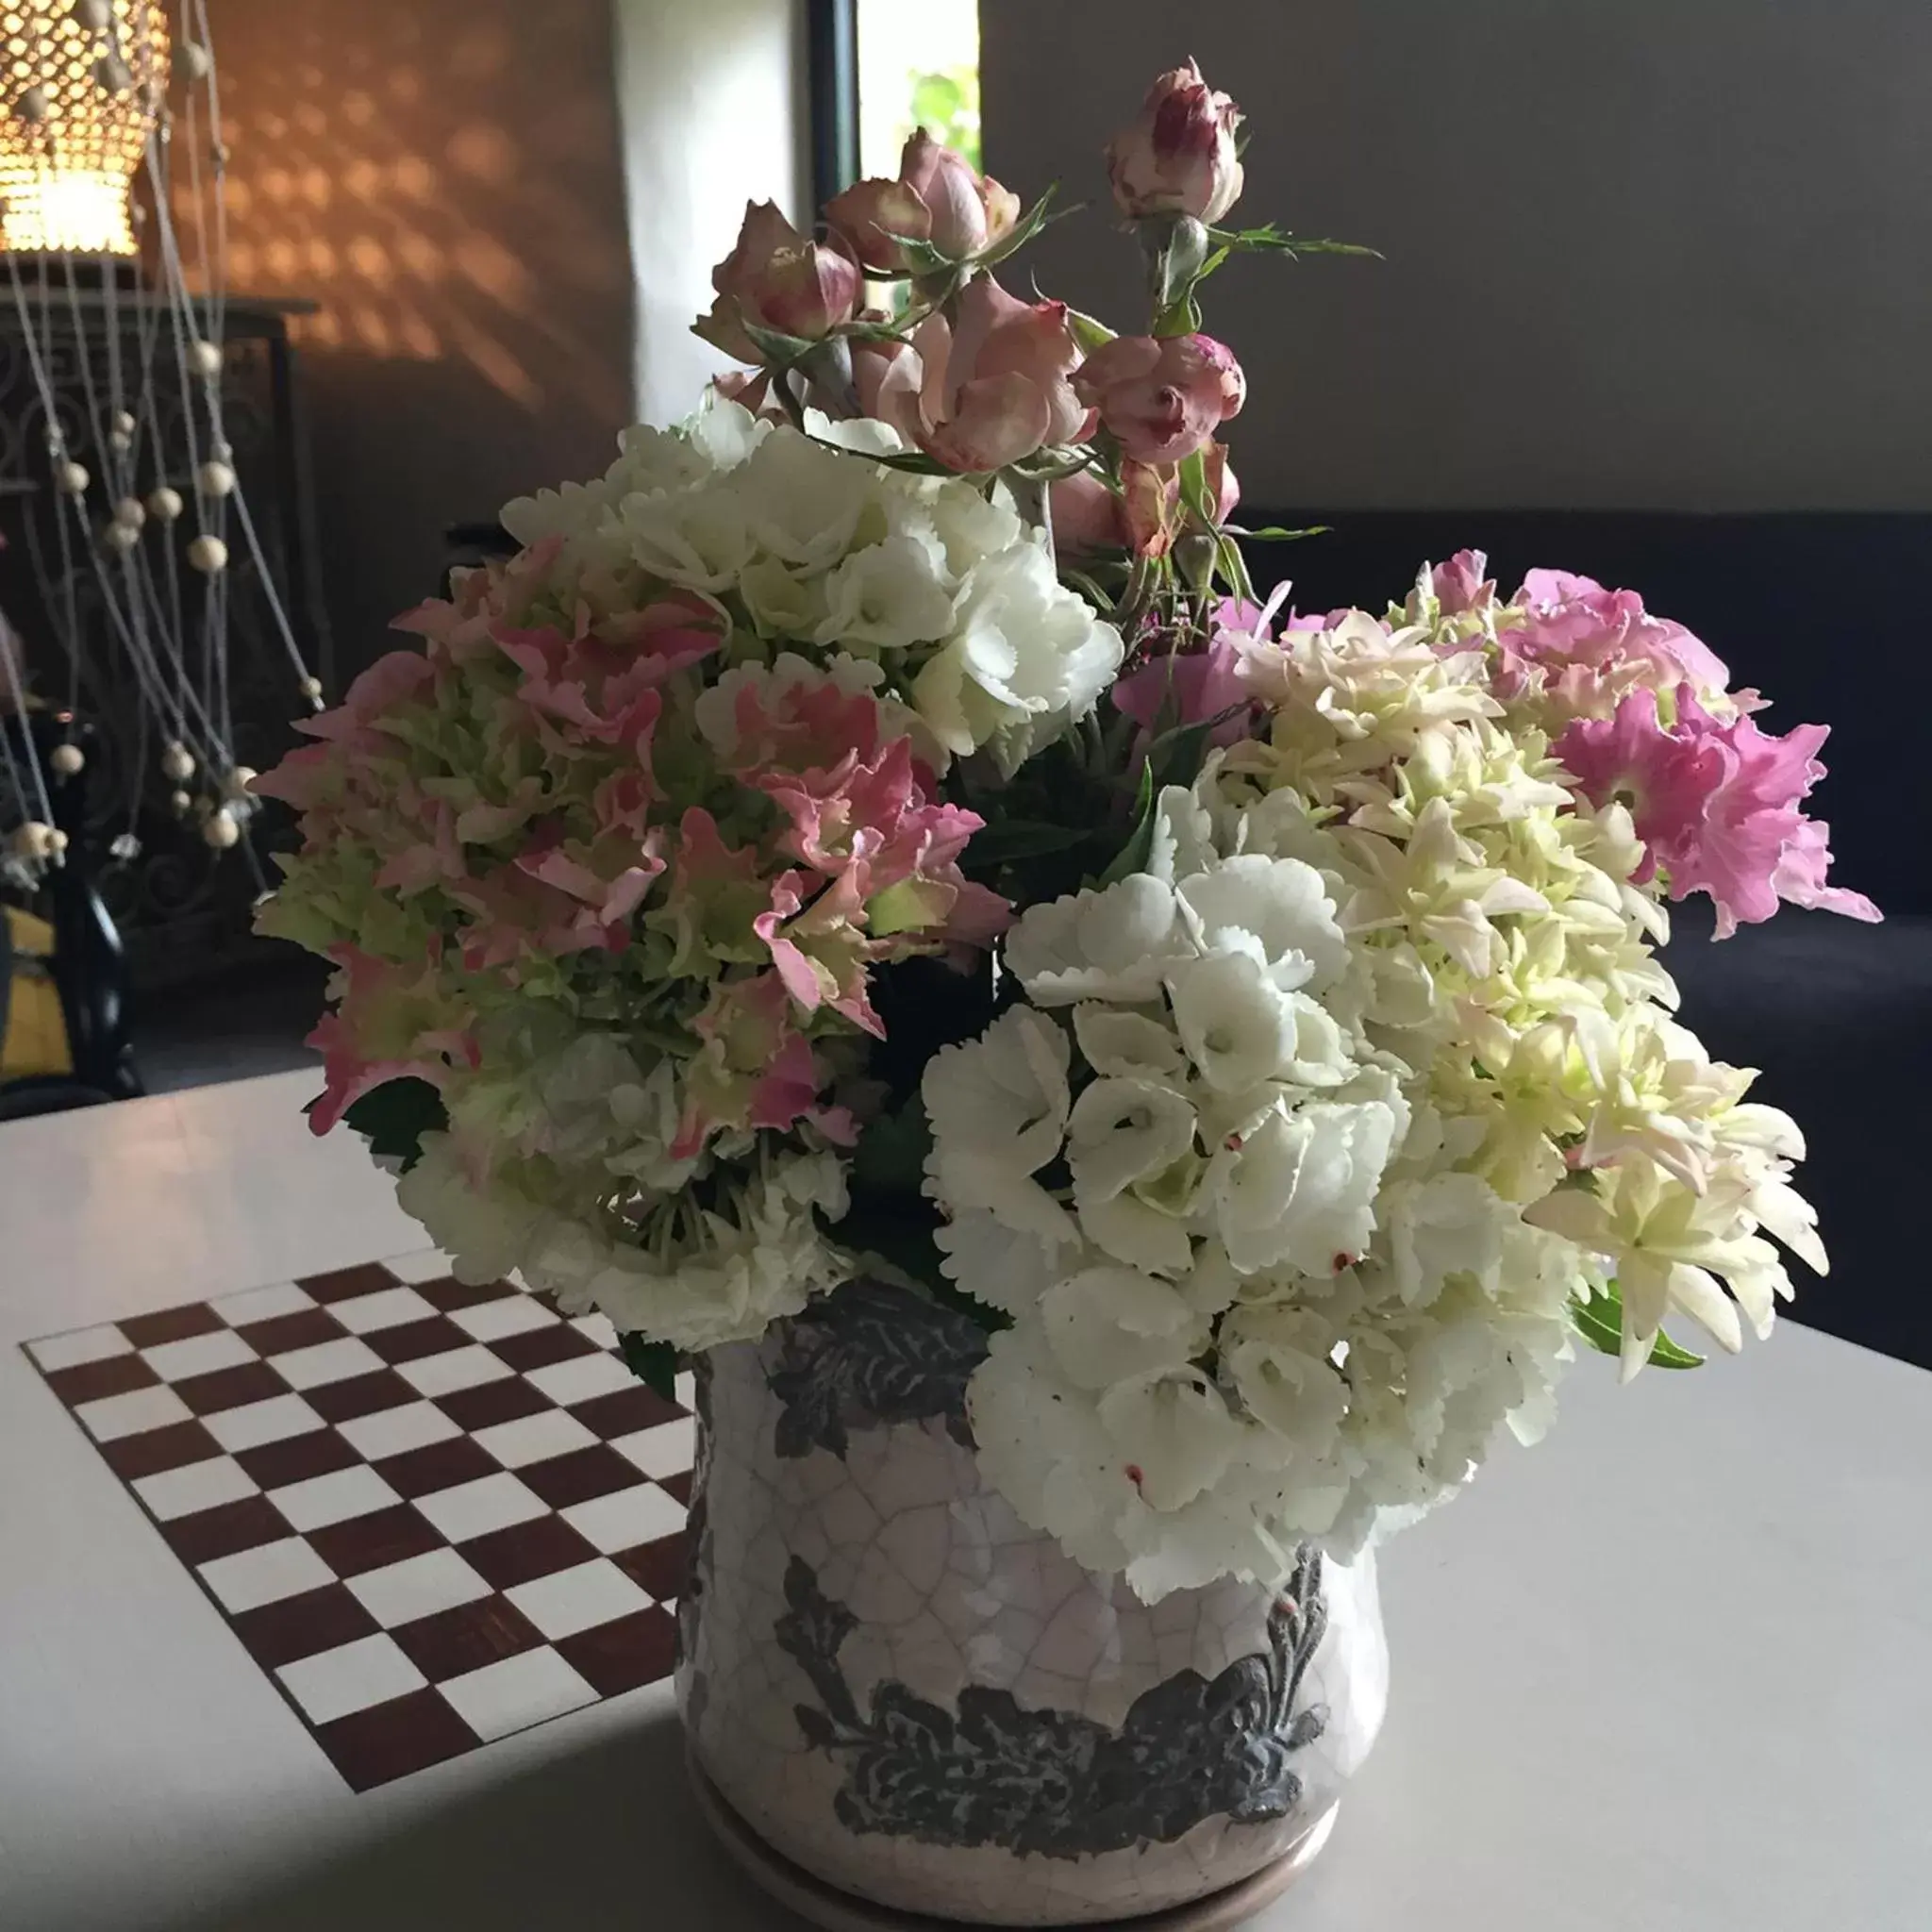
[1154,215,1210,308]
[740,316,818,365]
[873,229,958,276]
[1570,1292,1623,1359]
[1059,565,1118,612]
[1205,224,1382,261]
[1229,524,1331,542]
[1149,708,1241,790]
[1174,449,1216,525]
[1097,758,1158,888]
[963,819,1095,866]
[620,1332,680,1404]
[850,1097,934,1197]
[1569,1287,1707,1371]
[1152,291,1204,339]
[335,1077,447,1172]
[1063,305,1116,354]
[1215,532,1257,603]
[974,184,1066,271]
[803,430,952,475]
[1645,1329,1707,1370]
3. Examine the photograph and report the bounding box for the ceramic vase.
[676,1279,1388,1928]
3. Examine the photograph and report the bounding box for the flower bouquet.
[258,57,1876,1927]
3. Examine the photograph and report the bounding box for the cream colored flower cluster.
[926,596,1827,1598]
[1223,600,1823,1363]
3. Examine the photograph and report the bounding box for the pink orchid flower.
[1507,570,1732,708]
[1429,549,1496,616]
[1113,595,1259,752]
[1556,685,1880,938]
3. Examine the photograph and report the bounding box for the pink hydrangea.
[266,532,1013,1180]
[308,946,477,1135]
[756,868,890,1037]
[1555,685,1879,938]
[1503,570,1731,717]
[708,658,909,778]
[1428,549,1495,617]
[679,970,855,1157]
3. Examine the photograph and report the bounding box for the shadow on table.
[158,1708,779,1932]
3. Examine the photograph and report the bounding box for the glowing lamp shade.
[2,2,170,256]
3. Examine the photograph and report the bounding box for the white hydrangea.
[397,1125,851,1355]
[924,790,1585,1598]
[502,397,1120,774]
[528,1143,851,1353]
[394,1012,855,1353]
[910,542,1124,774]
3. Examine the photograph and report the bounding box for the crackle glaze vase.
[675,1280,1390,1927]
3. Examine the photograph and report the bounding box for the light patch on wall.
[857,0,980,176]
[192,0,629,421]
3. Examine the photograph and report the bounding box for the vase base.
[688,1757,1338,1931]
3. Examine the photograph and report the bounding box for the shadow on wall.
[200,0,635,675]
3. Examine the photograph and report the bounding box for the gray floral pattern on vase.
[764,1276,986,1457]
[675,1355,713,1734]
[677,1279,1389,1924]
[775,1545,1329,1857]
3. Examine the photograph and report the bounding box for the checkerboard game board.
[22,1253,695,1791]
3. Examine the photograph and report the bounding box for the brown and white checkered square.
[24,1254,696,1791]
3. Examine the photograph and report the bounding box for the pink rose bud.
[850,329,916,420]
[866,277,1093,473]
[1201,441,1240,522]
[1106,60,1245,225]
[1073,332,1245,466]
[827,140,1022,274]
[824,176,933,275]
[1050,469,1130,557]
[980,176,1023,251]
[1120,459,1181,558]
[900,130,1021,261]
[693,200,861,361]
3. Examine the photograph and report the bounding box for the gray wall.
[981,0,1932,511]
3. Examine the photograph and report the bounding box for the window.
[856,0,981,177]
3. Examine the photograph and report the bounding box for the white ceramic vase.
[677,1280,1389,1927]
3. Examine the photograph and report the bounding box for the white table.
[2,1070,1927,1931]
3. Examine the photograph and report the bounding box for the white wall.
[615,0,808,429]
[981,0,1932,511]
